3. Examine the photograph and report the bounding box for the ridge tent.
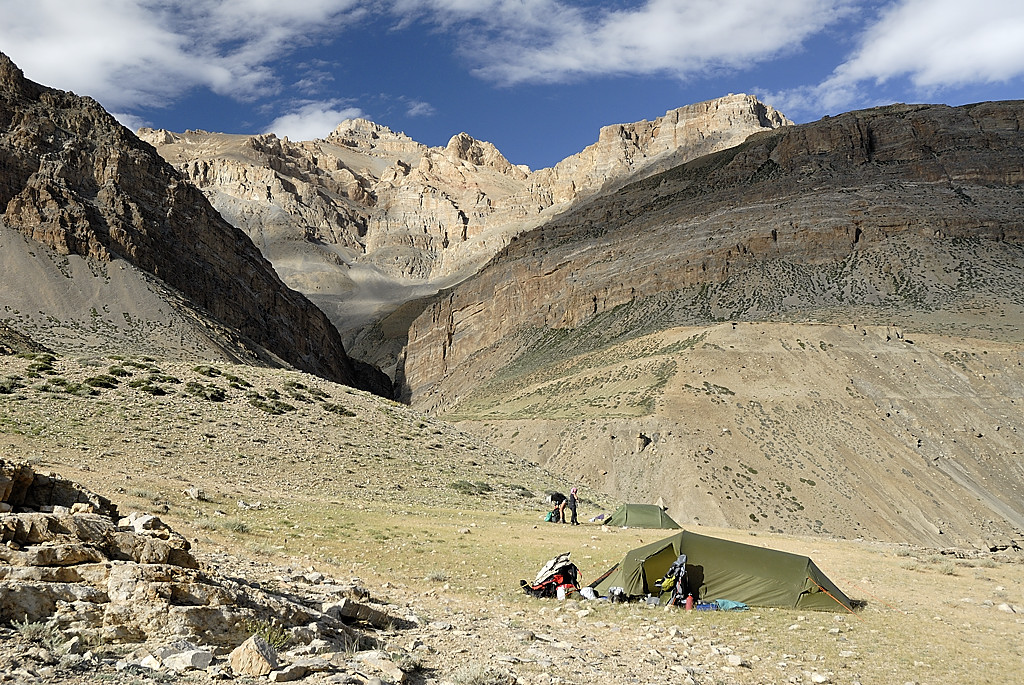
[606,503,681,529]
[590,530,854,612]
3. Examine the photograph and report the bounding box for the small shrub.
[244,619,289,650]
[426,570,450,582]
[223,519,251,534]
[508,484,534,498]
[249,397,296,414]
[36,378,97,396]
[128,380,167,396]
[323,402,356,417]
[26,356,57,374]
[84,375,119,389]
[12,616,65,651]
[184,382,226,401]
[449,664,516,685]
[223,373,251,389]
[193,365,222,377]
[450,480,492,496]
[0,376,25,394]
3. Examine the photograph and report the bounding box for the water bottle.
[685,593,694,610]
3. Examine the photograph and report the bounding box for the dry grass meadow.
[2,351,1023,684]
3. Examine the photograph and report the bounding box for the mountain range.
[2,50,1023,549]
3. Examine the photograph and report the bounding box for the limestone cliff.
[0,52,379,392]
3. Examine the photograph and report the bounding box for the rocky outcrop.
[400,101,1024,408]
[530,94,792,204]
[0,459,381,661]
[0,51,381,392]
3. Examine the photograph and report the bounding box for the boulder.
[230,635,279,677]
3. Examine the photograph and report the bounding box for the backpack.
[520,552,580,598]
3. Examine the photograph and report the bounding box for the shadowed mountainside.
[0,52,385,394]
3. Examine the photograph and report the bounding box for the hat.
[570,487,577,494]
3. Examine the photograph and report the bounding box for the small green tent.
[606,504,681,529]
[591,530,854,612]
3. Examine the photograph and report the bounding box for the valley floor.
[1,354,1022,684]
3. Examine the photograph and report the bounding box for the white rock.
[726,654,751,668]
[269,663,308,682]
[139,654,162,671]
[163,649,214,671]
[229,635,279,677]
[355,650,406,682]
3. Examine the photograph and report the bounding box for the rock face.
[400,101,1024,409]
[0,459,369,650]
[0,52,382,393]
[140,94,791,369]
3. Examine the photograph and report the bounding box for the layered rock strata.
[401,101,1024,408]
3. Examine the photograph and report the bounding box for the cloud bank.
[765,0,1024,116]
[0,0,364,109]
[2,0,1023,134]
[265,100,364,141]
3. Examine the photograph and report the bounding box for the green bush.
[323,402,356,417]
[244,619,289,650]
[84,374,120,389]
[128,379,167,396]
[184,381,226,401]
[451,480,492,496]
[12,616,65,652]
[249,397,296,414]
[36,378,97,396]
[0,376,25,394]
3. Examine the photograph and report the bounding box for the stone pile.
[1,459,417,683]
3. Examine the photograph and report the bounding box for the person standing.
[567,487,579,525]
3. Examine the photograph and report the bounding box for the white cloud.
[770,0,1024,118]
[265,100,365,141]
[836,0,1024,89]
[393,0,854,84]
[404,100,437,117]
[111,111,151,133]
[0,0,364,109]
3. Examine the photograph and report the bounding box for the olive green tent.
[590,530,854,612]
[606,503,681,529]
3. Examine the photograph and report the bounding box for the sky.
[2,0,1023,170]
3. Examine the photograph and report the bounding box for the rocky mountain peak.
[328,117,423,155]
[443,132,526,178]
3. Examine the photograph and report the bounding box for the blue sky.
[2,1,1023,170]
